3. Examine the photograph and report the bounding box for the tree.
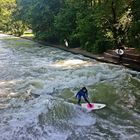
[54,0,81,46]
[0,0,27,36]
[94,0,132,47]
[128,0,140,50]
[15,0,63,41]
[8,0,140,52]
[0,0,16,32]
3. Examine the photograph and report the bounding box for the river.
[0,34,140,140]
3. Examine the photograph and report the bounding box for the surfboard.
[81,103,106,111]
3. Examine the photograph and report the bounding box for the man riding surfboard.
[76,87,92,107]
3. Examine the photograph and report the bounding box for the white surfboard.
[81,103,106,111]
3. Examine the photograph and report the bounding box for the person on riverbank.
[76,87,92,107]
[64,39,69,47]
[115,42,125,63]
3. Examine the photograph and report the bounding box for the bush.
[93,39,113,54]
[84,39,113,54]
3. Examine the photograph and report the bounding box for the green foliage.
[93,0,131,45]
[10,20,27,36]
[15,0,63,41]
[54,0,81,46]
[0,0,27,36]
[1,0,140,52]
[93,39,113,54]
[128,0,140,51]
[0,0,16,31]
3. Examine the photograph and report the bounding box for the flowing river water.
[0,34,140,140]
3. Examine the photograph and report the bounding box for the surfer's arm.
[75,92,78,98]
[76,91,81,98]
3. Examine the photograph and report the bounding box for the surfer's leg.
[77,96,81,106]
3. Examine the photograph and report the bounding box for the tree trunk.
[111,1,118,47]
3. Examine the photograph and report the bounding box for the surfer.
[76,87,92,107]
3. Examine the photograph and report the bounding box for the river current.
[0,34,140,140]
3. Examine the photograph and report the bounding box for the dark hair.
[82,87,86,90]
[81,87,87,92]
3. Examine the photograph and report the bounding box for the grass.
[21,30,34,40]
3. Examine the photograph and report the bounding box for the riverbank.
[20,35,140,72]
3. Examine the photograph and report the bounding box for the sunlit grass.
[21,33,34,37]
[21,30,34,39]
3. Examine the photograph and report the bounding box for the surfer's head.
[82,87,87,92]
